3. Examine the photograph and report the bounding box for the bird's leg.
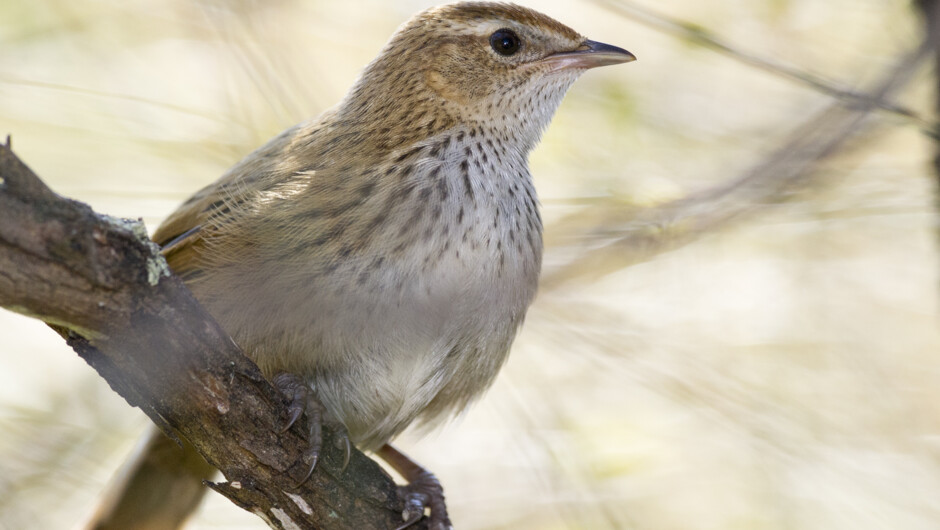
[377,443,452,530]
[273,372,351,482]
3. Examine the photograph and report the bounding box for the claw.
[281,405,304,433]
[273,372,324,484]
[298,396,323,485]
[395,491,429,530]
[299,453,318,485]
[395,511,424,530]
[377,444,452,530]
[341,434,352,472]
[273,372,351,484]
[273,372,307,433]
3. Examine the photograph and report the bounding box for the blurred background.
[2,0,939,528]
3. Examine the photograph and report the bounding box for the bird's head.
[338,2,635,152]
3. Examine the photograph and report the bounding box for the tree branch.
[0,140,413,530]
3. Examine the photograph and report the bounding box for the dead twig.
[543,23,930,289]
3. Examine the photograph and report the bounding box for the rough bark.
[0,139,414,530]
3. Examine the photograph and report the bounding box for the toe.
[281,405,304,433]
[395,490,428,530]
[273,372,307,432]
[272,372,326,484]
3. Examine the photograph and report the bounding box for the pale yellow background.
[1,1,937,529]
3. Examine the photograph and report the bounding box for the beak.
[539,39,636,71]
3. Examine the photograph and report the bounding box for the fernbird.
[88,2,634,529]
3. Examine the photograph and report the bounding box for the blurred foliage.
[1,0,939,529]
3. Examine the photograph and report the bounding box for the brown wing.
[151,125,305,278]
[150,183,216,279]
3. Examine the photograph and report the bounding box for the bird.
[85,2,634,529]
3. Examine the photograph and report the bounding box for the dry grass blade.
[591,0,931,129]
[542,34,930,290]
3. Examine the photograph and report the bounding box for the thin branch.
[0,75,237,125]
[916,0,940,198]
[542,25,931,289]
[592,0,932,131]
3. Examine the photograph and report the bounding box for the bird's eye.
[489,29,521,56]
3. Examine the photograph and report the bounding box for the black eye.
[489,29,521,56]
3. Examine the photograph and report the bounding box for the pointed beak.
[539,39,636,71]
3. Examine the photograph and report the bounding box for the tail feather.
[85,426,217,530]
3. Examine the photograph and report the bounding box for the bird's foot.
[396,471,451,530]
[273,372,351,483]
[377,444,453,530]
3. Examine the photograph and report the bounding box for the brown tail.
[85,425,217,530]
